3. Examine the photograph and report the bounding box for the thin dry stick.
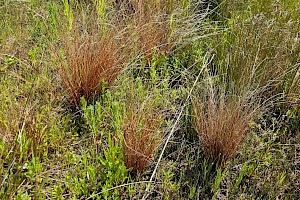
[85,181,156,200]
[142,54,214,200]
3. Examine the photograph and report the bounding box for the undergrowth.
[0,0,299,199]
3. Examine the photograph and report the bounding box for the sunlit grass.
[0,0,299,199]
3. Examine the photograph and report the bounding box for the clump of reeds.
[192,79,260,165]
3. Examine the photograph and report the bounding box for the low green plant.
[231,162,251,196]
[14,191,31,200]
[100,133,128,198]
[79,91,129,198]
[81,97,105,147]
[212,167,227,199]
[161,164,179,199]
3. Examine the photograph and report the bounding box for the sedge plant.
[192,77,261,166]
[56,23,132,108]
[122,78,165,173]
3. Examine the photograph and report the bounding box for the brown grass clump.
[115,0,179,62]
[122,83,164,173]
[56,26,131,107]
[124,107,162,172]
[133,15,174,62]
[192,81,259,165]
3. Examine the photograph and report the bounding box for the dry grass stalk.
[192,82,259,165]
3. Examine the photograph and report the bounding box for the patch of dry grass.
[124,104,163,173]
[211,0,300,104]
[115,0,180,62]
[56,25,131,107]
[122,80,165,173]
[192,79,260,165]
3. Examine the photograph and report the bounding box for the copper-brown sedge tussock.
[123,108,162,172]
[192,84,259,166]
[122,85,163,172]
[56,27,131,107]
[56,0,185,108]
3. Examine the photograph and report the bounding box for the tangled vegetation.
[0,0,299,199]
